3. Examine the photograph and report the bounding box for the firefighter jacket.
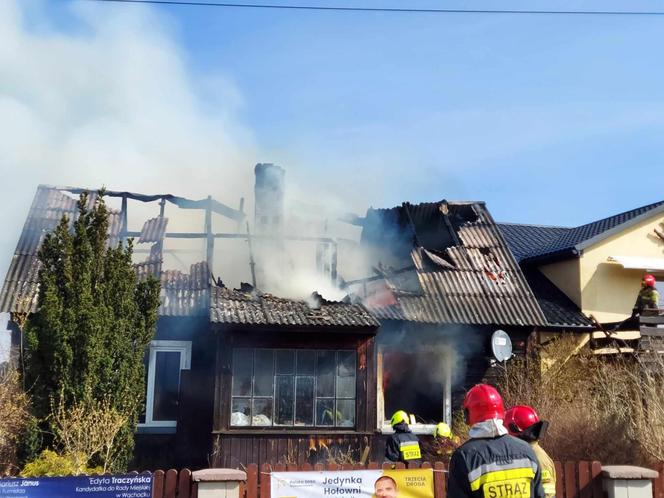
[531,442,556,498]
[385,423,422,464]
[636,287,660,312]
[448,434,545,498]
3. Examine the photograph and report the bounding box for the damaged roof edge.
[40,184,246,222]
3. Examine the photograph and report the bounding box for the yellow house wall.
[580,213,664,323]
[539,258,582,308]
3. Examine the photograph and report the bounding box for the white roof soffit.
[607,255,664,272]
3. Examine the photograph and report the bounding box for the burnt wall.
[210,433,441,468]
[132,316,216,471]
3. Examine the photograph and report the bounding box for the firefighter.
[634,274,660,314]
[448,384,544,498]
[432,422,459,458]
[385,410,422,465]
[505,405,556,498]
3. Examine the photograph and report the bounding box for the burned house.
[0,165,605,471]
[347,200,574,433]
[0,171,382,470]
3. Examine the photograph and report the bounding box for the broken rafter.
[48,184,245,222]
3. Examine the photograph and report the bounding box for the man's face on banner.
[374,477,398,498]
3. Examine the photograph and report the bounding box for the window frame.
[139,340,192,428]
[229,347,358,430]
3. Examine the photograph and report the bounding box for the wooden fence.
[152,461,664,498]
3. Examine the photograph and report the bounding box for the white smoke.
[0,1,383,300]
[0,0,256,283]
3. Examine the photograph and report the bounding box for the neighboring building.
[499,200,664,352]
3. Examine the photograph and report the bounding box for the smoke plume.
[0,0,256,282]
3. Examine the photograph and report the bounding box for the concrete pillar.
[601,465,659,498]
[192,468,247,498]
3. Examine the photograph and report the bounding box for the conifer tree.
[25,191,160,471]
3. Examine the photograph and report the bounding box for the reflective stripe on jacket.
[448,434,545,498]
[385,426,422,464]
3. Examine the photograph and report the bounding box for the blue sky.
[121,0,664,226]
[2,0,664,279]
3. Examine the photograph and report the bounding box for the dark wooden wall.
[210,433,443,469]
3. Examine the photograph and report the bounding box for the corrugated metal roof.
[1,186,164,315]
[210,286,379,329]
[138,217,168,243]
[160,262,210,317]
[0,187,121,314]
[357,201,547,327]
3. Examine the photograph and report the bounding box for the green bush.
[20,449,102,477]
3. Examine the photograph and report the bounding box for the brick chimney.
[254,163,285,236]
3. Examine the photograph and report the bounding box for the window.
[140,340,191,428]
[230,348,356,428]
[377,348,452,434]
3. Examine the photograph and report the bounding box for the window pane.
[231,398,251,426]
[316,399,335,426]
[275,376,294,425]
[297,350,315,374]
[252,398,273,426]
[254,349,274,397]
[232,349,253,396]
[276,350,294,374]
[316,351,335,397]
[295,377,314,426]
[337,351,356,398]
[336,399,355,427]
[153,351,181,421]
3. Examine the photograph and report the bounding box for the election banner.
[271,468,434,498]
[0,474,153,498]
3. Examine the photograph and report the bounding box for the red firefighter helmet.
[504,405,539,436]
[643,274,656,288]
[463,384,505,426]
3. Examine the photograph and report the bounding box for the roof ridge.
[570,199,664,231]
[497,221,571,229]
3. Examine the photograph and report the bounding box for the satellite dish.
[491,330,513,362]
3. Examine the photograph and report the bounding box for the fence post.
[246,464,258,498]
[590,462,602,498]
[260,464,271,498]
[433,462,446,498]
[165,469,178,498]
[153,470,165,498]
[578,461,591,498]
[192,468,246,498]
[554,462,563,498]
[178,469,192,498]
[565,461,578,498]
